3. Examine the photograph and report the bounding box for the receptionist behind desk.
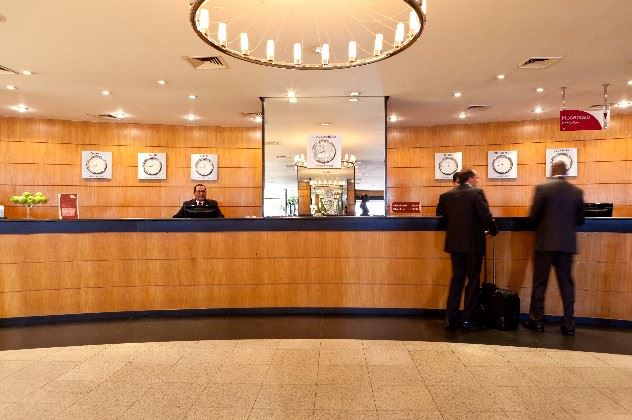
[173,184,224,218]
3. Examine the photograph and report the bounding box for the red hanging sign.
[560,109,609,131]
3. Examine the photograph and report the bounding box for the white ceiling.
[1,0,632,128]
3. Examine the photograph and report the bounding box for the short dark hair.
[452,172,461,183]
[193,183,206,193]
[458,169,476,184]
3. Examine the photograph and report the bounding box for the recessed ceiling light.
[536,87,544,93]
[320,122,331,126]
[12,104,30,113]
[253,115,263,123]
[112,111,126,119]
[349,91,361,96]
[533,106,544,114]
[22,70,33,76]
[157,80,167,85]
[287,89,298,103]
[188,94,197,100]
[628,80,632,86]
[101,90,111,96]
[388,114,399,122]
[184,113,200,121]
[348,98,359,102]
[496,74,505,80]
[457,112,467,119]
[6,85,17,90]
[453,92,462,98]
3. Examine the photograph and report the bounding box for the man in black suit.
[525,161,584,336]
[436,169,497,329]
[173,183,224,218]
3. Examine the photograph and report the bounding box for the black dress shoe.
[461,320,479,330]
[560,325,575,337]
[445,320,460,330]
[523,319,544,332]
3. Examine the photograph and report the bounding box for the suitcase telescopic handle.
[483,234,496,286]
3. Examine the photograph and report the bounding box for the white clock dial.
[311,139,337,164]
[86,155,107,175]
[142,157,162,175]
[195,157,214,176]
[492,155,513,175]
[551,152,573,171]
[438,156,458,175]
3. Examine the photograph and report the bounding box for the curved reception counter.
[1,217,631,323]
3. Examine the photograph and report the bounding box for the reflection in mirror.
[263,96,386,217]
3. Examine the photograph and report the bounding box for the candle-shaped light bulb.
[240,33,249,55]
[266,40,275,61]
[218,22,227,47]
[374,33,383,56]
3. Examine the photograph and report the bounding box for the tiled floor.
[0,338,631,419]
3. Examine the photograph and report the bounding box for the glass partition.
[263,96,386,217]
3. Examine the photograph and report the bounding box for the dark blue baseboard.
[2,307,631,329]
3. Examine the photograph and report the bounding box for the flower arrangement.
[9,192,48,218]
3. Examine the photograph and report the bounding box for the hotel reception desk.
[1,217,631,323]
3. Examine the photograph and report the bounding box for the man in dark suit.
[525,161,584,336]
[173,183,224,218]
[436,169,497,329]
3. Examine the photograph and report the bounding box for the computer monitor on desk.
[584,203,613,217]
[182,205,222,218]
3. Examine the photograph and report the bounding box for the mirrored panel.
[263,96,386,217]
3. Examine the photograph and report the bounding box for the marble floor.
[1,337,632,419]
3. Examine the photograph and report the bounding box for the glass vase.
[25,205,32,219]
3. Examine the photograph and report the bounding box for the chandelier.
[189,0,427,70]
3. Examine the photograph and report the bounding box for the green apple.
[34,192,44,197]
[26,196,35,205]
[40,196,48,204]
[34,196,44,204]
[9,195,20,203]
[17,196,28,204]
[22,192,32,198]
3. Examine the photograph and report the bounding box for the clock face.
[142,156,163,175]
[492,155,513,175]
[311,139,337,164]
[195,157,214,176]
[438,156,458,175]
[551,152,573,171]
[86,155,107,175]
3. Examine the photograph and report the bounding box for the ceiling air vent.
[465,105,490,111]
[519,57,562,69]
[184,56,229,70]
[0,65,18,75]
[587,103,616,109]
[86,113,122,120]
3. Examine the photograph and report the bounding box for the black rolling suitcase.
[478,236,521,330]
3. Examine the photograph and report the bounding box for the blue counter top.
[1,217,631,234]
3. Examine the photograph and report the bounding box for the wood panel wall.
[388,113,632,216]
[1,231,630,321]
[0,117,262,219]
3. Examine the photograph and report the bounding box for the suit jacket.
[529,177,584,253]
[173,198,224,218]
[436,184,496,254]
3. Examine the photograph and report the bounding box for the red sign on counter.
[58,193,79,219]
[391,201,421,213]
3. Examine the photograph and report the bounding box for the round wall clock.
[491,154,513,175]
[438,156,458,176]
[194,157,215,176]
[85,155,108,175]
[142,156,163,176]
[311,139,337,164]
[551,152,573,170]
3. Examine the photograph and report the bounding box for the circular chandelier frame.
[189,0,427,70]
